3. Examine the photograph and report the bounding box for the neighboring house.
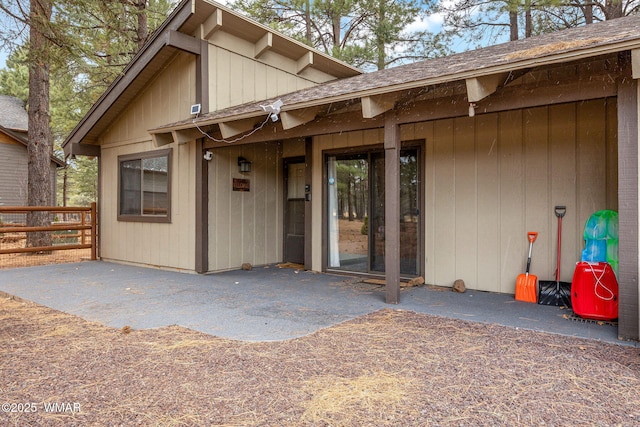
[0,95,63,210]
[63,0,640,340]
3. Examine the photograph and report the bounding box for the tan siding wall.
[0,141,28,206]
[99,53,197,270]
[207,142,283,271]
[102,52,196,145]
[207,42,322,112]
[100,141,196,270]
[312,99,617,294]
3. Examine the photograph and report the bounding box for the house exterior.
[63,0,640,341]
[0,95,62,210]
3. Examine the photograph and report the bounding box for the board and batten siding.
[0,140,28,207]
[0,138,57,208]
[100,141,196,270]
[206,33,334,112]
[98,53,197,270]
[207,142,283,271]
[311,99,617,294]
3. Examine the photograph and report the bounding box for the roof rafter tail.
[632,48,640,79]
[465,72,510,103]
[280,107,322,130]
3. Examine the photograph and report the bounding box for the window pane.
[142,156,168,216]
[120,160,141,215]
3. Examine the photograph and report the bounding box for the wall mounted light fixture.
[238,157,252,173]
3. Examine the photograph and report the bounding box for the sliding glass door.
[327,148,420,276]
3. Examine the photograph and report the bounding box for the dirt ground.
[1,297,639,426]
[0,232,92,269]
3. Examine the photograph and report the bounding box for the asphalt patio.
[0,261,634,345]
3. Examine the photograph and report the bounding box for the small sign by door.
[233,178,250,192]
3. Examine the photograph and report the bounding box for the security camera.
[261,99,283,123]
[203,151,213,161]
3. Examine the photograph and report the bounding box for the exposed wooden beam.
[166,30,200,55]
[255,32,273,58]
[64,142,101,157]
[152,132,174,147]
[632,48,640,79]
[201,8,222,39]
[361,94,400,118]
[192,71,620,147]
[218,118,259,139]
[297,52,313,74]
[280,107,321,130]
[172,128,202,144]
[465,73,508,102]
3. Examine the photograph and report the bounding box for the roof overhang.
[62,0,361,157]
[148,22,640,145]
[0,125,66,167]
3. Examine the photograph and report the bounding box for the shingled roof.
[153,13,640,132]
[0,95,28,131]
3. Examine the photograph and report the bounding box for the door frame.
[321,141,424,278]
[283,156,307,265]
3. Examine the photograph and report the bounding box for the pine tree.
[229,0,449,70]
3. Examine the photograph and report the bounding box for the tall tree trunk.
[583,0,593,24]
[27,0,53,250]
[603,0,623,19]
[509,10,519,41]
[136,0,148,50]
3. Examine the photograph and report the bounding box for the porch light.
[238,157,252,173]
[468,103,477,117]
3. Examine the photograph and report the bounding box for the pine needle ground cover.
[1,298,639,426]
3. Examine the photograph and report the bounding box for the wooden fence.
[0,203,97,260]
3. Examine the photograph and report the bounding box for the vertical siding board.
[454,116,478,288]
[476,114,500,292]
[0,143,28,206]
[498,110,524,293]
[241,147,255,264]
[433,119,456,286]
[229,55,244,107]
[549,103,578,282]
[420,122,436,285]
[253,144,266,265]
[215,149,232,269]
[242,58,255,105]
[577,100,607,215]
[605,99,619,209]
[216,48,231,108]
[523,107,552,281]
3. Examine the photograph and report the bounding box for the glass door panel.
[370,153,385,272]
[399,150,419,275]
[327,155,369,272]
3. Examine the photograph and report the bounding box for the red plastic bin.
[571,262,618,321]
